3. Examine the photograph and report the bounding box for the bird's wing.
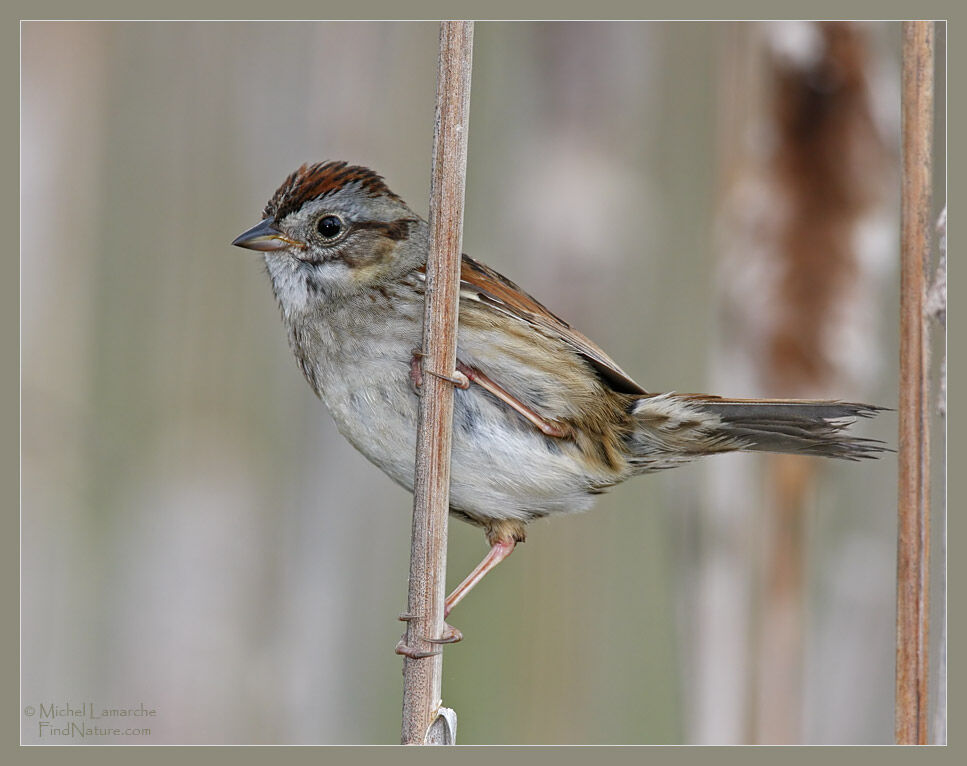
[456,255,648,395]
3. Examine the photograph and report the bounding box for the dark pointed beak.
[232,219,294,252]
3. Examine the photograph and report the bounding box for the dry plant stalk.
[400,20,474,746]
[896,19,933,746]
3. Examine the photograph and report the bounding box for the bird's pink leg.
[409,350,570,439]
[444,539,517,617]
[455,362,571,439]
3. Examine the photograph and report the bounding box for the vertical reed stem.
[400,20,474,746]
[896,18,933,746]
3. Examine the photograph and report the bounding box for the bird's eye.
[316,215,344,239]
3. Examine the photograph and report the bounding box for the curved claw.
[395,638,440,659]
[425,623,463,645]
[425,368,471,389]
[410,348,471,392]
[395,622,463,659]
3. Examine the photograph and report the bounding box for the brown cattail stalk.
[706,21,893,744]
[754,22,887,744]
[400,20,474,746]
[896,19,933,747]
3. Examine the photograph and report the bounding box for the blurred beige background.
[21,21,940,744]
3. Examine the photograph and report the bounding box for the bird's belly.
[318,360,599,522]
[448,388,599,521]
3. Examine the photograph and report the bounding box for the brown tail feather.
[628,393,888,468]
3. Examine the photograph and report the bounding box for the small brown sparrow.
[233,161,884,650]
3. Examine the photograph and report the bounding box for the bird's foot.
[394,639,440,659]
[409,349,471,394]
[409,350,424,395]
[394,622,463,659]
[426,623,464,644]
[424,368,471,389]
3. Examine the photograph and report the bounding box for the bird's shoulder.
[454,254,648,396]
